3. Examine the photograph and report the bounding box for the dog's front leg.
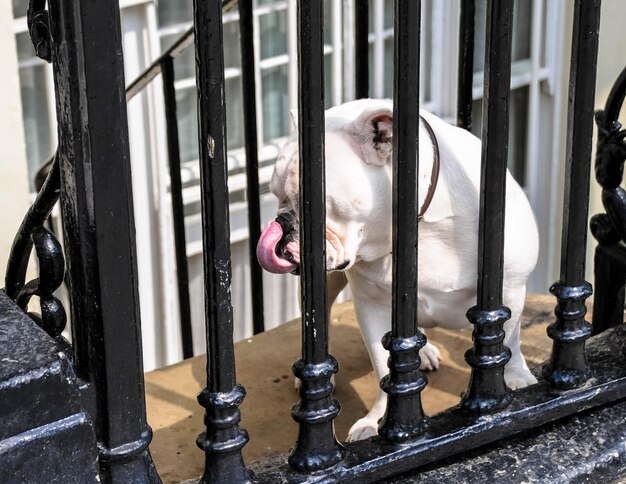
[503,286,538,389]
[345,273,442,441]
[346,287,392,442]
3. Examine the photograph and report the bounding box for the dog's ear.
[349,108,394,165]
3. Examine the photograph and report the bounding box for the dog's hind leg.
[503,285,538,390]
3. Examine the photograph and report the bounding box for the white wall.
[0,3,31,281]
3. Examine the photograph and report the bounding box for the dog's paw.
[294,374,336,392]
[347,418,379,442]
[505,368,538,390]
[419,342,442,371]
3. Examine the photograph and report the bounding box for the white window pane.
[12,0,27,18]
[367,0,393,32]
[259,10,288,60]
[540,0,548,67]
[223,20,242,70]
[161,34,196,79]
[324,0,333,45]
[19,65,52,190]
[262,64,289,141]
[174,79,244,162]
[158,0,193,28]
[384,0,393,30]
[16,32,36,61]
[226,77,244,150]
[325,54,333,108]
[366,1,431,102]
[383,38,393,98]
[473,0,533,73]
[175,87,199,164]
[512,0,532,63]
[471,86,529,187]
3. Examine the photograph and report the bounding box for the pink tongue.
[257,220,298,273]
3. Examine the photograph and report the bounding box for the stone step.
[0,291,99,483]
[146,294,558,483]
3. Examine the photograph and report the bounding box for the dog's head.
[257,99,437,274]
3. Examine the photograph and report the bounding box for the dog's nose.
[276,211,298,233]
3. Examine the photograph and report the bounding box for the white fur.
[268,99,539,442]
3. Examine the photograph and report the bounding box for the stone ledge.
[0,291,99,482]
[146,294,557,483]
[381,396,626,483]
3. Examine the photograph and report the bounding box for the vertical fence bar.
[239,0,265,335]
[289,0,344,472]
[46,0,158,480]
[543,0,601,389]
[457,0,475,130]
[161,55,194,359]
[378,0,428,442]
[461,0,514,413]
[193,0,250,481]
[355,0,369,99]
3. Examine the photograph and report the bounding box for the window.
[12,9,56,191]
[157,0,341,219]
[11,0,566,367]
[471,0,544,188]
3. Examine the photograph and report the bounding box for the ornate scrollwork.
[591,66,626,246]
[16,226,66,338]
[4,155,67,343]
[27,0,52,63]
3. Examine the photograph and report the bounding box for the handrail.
[126,0,239,100]
[35,0,239,184]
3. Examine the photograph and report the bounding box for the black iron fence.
[5,0,626,482]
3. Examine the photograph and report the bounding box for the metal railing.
[7,0,626,482]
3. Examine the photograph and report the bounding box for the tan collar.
[417,115,441,221]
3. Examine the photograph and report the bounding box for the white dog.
[256,99,539,442]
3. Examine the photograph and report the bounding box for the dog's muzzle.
[257,212,300,274]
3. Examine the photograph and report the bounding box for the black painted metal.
[354,0,369,99]
[461,0,514,413]
[161,55,194,360]
[16,227,67,341]
[45,0,159,480]
[125,1,239,101]
[592,244,626,333]
[378,0,428,443]
[457,0,475,131]
[239,0,265,335]
[26,0,51,62]
[289,0,344,472]
[5,154,60,301]
[0,293,100,483]
[252,324,626,482]
[543,0,601,390]
[590,65,626,335]
[382,394,626,483]
[192,0,250,481]
[8,0,626,482]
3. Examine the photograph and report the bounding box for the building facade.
[3,0,626,370]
